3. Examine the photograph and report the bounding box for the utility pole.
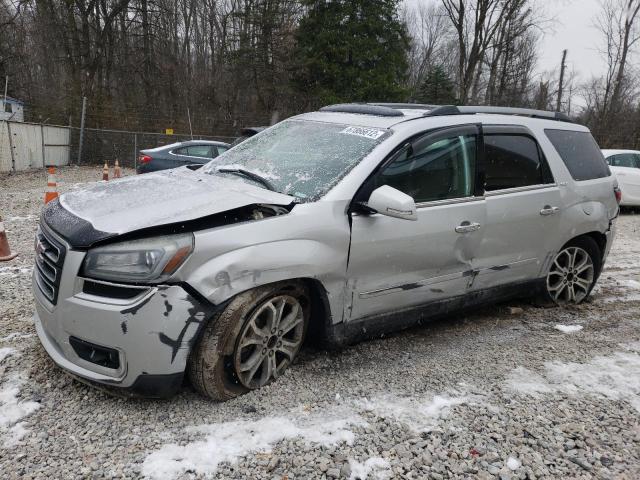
[187,107,193,140]
[76,96,87,165]
[556,50,568,112]
[3,76,7,106]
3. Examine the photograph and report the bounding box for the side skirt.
[328,278,545,346]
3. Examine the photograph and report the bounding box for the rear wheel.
[188,282,309,400]
[545,237,602,305]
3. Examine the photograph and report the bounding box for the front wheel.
[188,282,310,401]
[545,237,602,305]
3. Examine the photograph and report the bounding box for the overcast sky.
[405,0,607,82]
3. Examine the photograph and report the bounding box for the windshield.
[203,119,390,201]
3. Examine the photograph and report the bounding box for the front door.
[346,125,486,321]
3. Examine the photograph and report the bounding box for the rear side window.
[545,129,610,181]
[484,134,550,191]
[608,153,640,168]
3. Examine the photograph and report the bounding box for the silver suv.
[33,104,620,399]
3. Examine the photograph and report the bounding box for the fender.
[186,239,347,314]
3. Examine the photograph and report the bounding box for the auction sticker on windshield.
[340,126,387,140]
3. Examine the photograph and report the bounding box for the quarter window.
[484,135,550,191]
[374,134,477,203]
[545,129,610,181]
[609,153,639,168]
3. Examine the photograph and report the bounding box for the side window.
[217,146,229,155]
[611,153,638,168]
[484,134,550,191]
[374,133,477,203]
[545,129,610,181]
[186,145,213,158]
[173,147,189,156]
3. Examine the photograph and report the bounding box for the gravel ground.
[1,166,639,480]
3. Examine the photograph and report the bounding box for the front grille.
[34,226,66,304]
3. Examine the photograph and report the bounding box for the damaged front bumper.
[33,243,216,398]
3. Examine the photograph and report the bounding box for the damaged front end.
[33,220,219,397]
[33,169,296,397]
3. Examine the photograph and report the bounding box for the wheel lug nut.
[262,348,267,354]
[271,328,276,334]
[278,330,283,335]
[278,341,282,347]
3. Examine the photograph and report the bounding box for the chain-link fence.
[69,127,237,170]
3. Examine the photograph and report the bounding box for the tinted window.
[484,135,548,191]
[545,129,610,181]
[217,146,228,154]
[186,145,212,158]
[609,153,639,168]
[374,134,476,203]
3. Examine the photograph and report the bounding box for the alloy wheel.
[546,246,595,304]
[234,294,305,389]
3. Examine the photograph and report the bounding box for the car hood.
[50,167,295,242]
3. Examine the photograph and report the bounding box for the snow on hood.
[59,167,295,235]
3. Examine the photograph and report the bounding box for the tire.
[188,281,310,401]
[542,236,602,305]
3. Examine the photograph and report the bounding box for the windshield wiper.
[216,168,276,192]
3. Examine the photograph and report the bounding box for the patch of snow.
[3,422,29,447]
[349,457,391,480]
[506,343,640,411]
[506,367,555,396]
[142,412,365,480]
[0,267,32,277]
[0,333,33,343]
[506,456,522,470]
[0,347,16,363]
[7,215,36,222]
[0,375,41,441]
[358,394,469,433]
[554,324,583,333]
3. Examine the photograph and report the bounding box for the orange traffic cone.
[114,159,121,178]
[102,162,109,181]
[44,166,59,204]
[0,215,18,262]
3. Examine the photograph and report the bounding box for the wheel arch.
[563,231,607,259]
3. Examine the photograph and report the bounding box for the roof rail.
[424,105,573,123]
[368,102,438,110]
[319,103,404,117]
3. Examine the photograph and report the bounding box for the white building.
[1,96,24,122]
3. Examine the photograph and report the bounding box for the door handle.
[455,221,481,233]
[540,206,559,216]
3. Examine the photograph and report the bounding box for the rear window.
[545,129,610,181]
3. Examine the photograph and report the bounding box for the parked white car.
[602,149,640,207]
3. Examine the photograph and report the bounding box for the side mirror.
[367,185,417,221]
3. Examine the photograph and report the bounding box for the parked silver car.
[33,104,620,399]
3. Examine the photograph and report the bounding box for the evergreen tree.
[416,66,457,105]
[294,0,409,105]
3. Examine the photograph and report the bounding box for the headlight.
[81,233,194,283]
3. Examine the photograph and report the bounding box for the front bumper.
[33,238,215,397]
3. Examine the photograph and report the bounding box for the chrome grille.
[35,226,66,304]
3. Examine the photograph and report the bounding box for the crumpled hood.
[57,167,294,236]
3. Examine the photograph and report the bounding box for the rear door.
[346,124,486,321]
[473,126,561,289]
